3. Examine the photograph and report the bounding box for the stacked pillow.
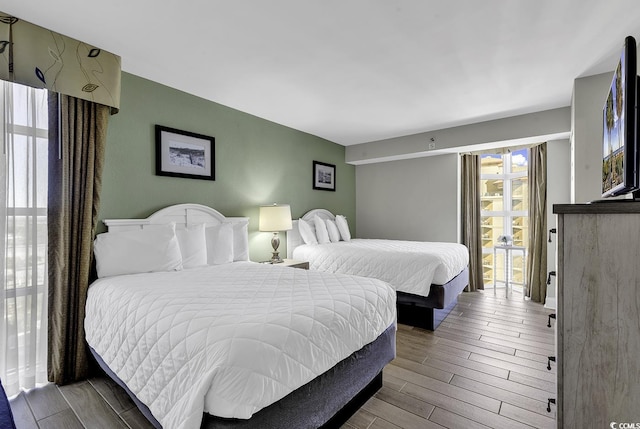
[335,215,351,241]
[314,216,331,244]
[298,215,351,245]
[325,220,340,242]
[93,221,249,278]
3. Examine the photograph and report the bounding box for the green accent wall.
[98,72,355,261]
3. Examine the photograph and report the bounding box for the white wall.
[546,138,571,308]
[346,107,570,165]
[571,72,612,203]
[355,154,459,242]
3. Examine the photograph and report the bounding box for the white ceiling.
[3,1,640,145]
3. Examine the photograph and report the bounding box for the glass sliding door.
[1,81,49,396]
[480,149,528,293]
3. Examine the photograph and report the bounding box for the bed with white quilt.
[287,209,469,330]
[85,204,396,429]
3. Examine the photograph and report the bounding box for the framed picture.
[155,125,215,181]
[313,161,336,191]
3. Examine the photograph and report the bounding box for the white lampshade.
[259,204,292,232]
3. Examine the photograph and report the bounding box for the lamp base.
[270,232,283,263]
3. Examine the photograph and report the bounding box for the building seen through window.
[480,149,528,293]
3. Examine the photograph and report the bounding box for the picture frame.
[313,161,336,191]
[155,125,215,181]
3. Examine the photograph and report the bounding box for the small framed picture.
[155,125,215,181]
[313,161,336,191]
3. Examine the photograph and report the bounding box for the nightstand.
[278,259,309,270]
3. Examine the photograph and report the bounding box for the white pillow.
[326,219,341,242]
[298,218,318,245]
[335,215,351,242]
[175,224,207,269]
[314,215,330,244]
[232,222,250,261]
[94,222,183,278]
[206,223,234,265]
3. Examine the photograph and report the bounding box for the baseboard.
[544,297,556,310]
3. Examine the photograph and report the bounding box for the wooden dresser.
[553,202,640,427]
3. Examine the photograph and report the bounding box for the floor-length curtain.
[0,81,49,396]
[461,154,484,291]
[47,93,109,384]
[526,143,547,303]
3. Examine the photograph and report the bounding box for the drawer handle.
[547,271,556,285]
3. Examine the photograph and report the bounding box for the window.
[480,149,528,292]
[1,81,48,396]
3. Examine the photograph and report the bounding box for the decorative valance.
[0,12,121,111]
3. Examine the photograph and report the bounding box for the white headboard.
[286,208,336,258]
[103,203,249,232]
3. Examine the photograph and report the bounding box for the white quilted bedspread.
[292,239,469,296]
[84,262,396,429]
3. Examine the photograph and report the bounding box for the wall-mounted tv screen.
[602,36,638,198]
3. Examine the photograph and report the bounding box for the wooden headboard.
[286,208,336,258]
[103,203,249,232]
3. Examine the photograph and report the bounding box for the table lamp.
[259,203,292,263]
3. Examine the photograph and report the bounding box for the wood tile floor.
[9,290,557,429]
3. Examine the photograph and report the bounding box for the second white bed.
[292,238,468,297]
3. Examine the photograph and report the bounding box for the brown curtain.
[47,93,109,384]
[526,143,547,303]
[461,154,484,291]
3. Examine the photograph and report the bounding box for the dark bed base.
[396,297,459,330]
[396,267,469,330]
[90,324,396,429]
[0,378,16,429]
[319,372,381,429]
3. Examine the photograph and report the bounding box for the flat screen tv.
[602,36,639,198]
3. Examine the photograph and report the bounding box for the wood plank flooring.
[344,291,557,429]
[9,290,557,429]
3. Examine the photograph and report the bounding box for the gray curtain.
[526,143,547,303]
[461,154,484,291]
[47,93,109,384]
